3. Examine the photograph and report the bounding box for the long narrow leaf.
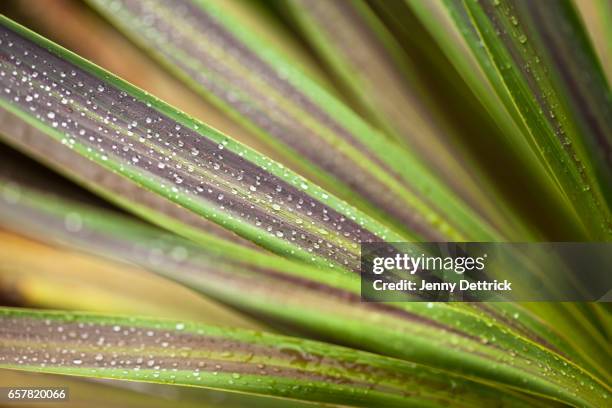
[0,308,545,408]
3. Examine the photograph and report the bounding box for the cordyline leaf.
[281,0,522,237]
[441,0,611,239]
[0,308,548,408]
[84,0,504,242]
[0,16,413,272]
[0,184,609,407]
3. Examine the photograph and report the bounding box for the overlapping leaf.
[409,0,611,240]
[281,0,522,235]
[0,183,609,407]
[84,0,504,242]
[0,16,408,272]
[0,308,548,408]
[405,0,586,240]
[0,4,609,408]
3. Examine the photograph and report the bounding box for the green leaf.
[0,308,545,408]
[83,0,505,242]
[1,183,609,407]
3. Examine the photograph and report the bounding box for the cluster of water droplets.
[0,315,262,386]
[0,26,382,271]
[93,0,412,246]
[0,314,417,400]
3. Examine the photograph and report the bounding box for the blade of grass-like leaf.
[0,184,608,407]
[0,308,547,408]
[512,0,612,211]
[0,16,410,272]
[84,0,504,242]
[448,0,611,239]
